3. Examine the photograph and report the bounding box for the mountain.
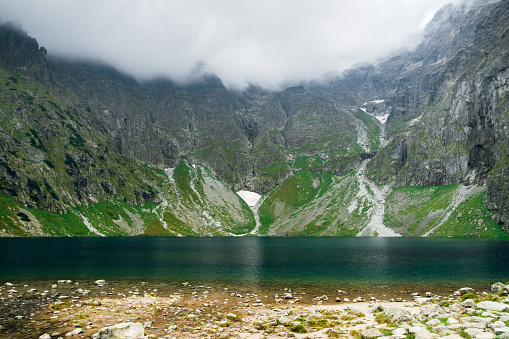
[0,0,508,237]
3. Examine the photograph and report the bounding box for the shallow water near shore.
[1,237,508,298]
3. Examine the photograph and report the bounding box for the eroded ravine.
[353,107,401,237]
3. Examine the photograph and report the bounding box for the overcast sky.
[0,0,462,89]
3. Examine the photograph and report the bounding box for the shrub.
[291,323,308,333]
[461,293,477,302]
[375,312,392,324]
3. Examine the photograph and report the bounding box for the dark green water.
[1,237,508,285]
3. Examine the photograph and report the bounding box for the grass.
[433,190,509,238]
[384,185,460,236]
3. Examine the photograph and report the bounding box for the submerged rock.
[93,322,145,339]
[491,282,505,294]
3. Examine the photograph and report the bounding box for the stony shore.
[1,280,508,339]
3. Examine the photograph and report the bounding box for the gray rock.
[385,307,413,322]
[447,317,459,324]
[494,327,509,335]
[474,332,496,339]
[415,297,431,303]
[464,328,484,337]
[500,333,509,339]
[65,328,82,337]
[491,282,505,294]
[476,301,508,312]
[426,319,441,327]
[463,323,486,329]
[93,322,145,339]
[457,287,475,295]
[460,299,476,308]
[39,334,51,339]
[489,321,505,329]
[414,331,437,339]
[443,335,463,339]
[392,328,408,336]
[361,328,383,339]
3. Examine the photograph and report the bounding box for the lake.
[1,237,508,299]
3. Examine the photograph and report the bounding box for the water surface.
[1,237,507,283]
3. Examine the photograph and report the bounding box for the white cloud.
[0,0,461,89]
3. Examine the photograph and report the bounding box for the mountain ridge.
[1,0,508,236]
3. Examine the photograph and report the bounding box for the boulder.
[494,327,509,335]
[93,322,145,339]
[386,307,413,322]
[457,287,476,295]
[464,328,484,337]
[65,328,82,337]
[361,328,383,339]
[392,327,408,336]
[489,321,506,329]
[95,280,107,287]
[447,317,459,324]
[460,299,477,308]
[491,282,505,294]
[426,319,441,327]
[283,292,293,299]
[476,301,508,312]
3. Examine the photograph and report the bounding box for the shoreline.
[1,280,508,338]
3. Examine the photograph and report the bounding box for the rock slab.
[362,328,383,339]
[476,301,509,312]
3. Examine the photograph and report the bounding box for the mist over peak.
[0,0,467,90]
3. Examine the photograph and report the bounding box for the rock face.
[365,0,509,231]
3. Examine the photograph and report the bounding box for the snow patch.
[237,190,262,207]
[375,113,390,124]
[370,99,385,104]
[360,107,368,113]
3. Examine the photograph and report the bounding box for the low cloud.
[0,0,461,89]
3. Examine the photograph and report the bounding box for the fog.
[0,0,462,89]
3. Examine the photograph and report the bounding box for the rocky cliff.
[366,0,509,230]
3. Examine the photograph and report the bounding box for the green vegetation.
[290,323,308,333]
[384,185,508,238]
[431,190,508,238]
[461,293,477,302]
